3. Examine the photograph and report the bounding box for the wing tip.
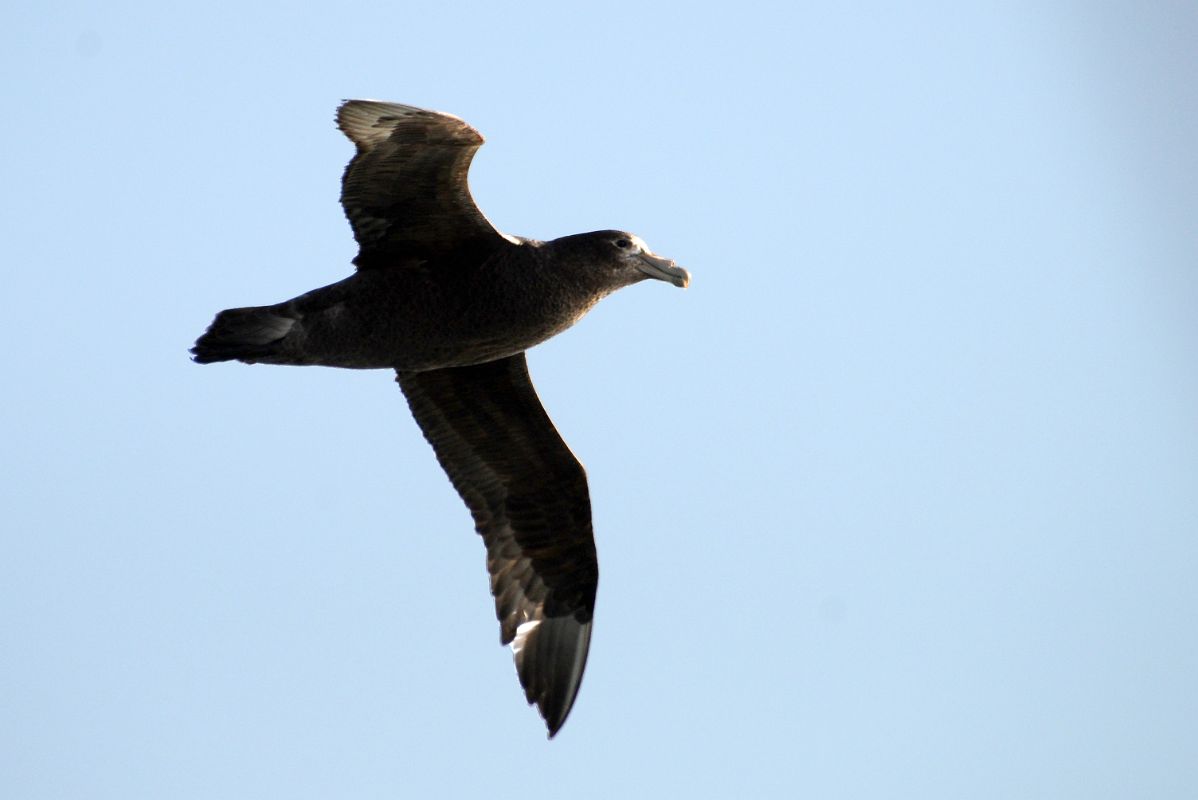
[335,99,484,147]
[512,614,593,738]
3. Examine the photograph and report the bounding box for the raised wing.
[396,354,598,737]
[336,100,511,267]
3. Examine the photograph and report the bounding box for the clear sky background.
[3,2,1196,798]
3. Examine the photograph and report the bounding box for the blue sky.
[3,2,1197,797]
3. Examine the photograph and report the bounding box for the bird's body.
[192,100,688,736]
[195,234,639,371]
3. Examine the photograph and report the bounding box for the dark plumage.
[191,100,689,737]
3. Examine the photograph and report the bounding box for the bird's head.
[551,230,690,292]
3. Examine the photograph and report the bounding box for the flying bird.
[191,100,689,737]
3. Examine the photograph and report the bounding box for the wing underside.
[396,353,598,736]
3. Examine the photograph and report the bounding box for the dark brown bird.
[191,100,689,737]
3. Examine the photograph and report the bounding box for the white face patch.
[628,234,649,252]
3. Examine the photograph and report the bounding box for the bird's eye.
[615,239,632,249]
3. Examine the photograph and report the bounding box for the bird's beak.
[636,252,690,288]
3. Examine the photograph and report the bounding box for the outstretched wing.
[396,354,598,737]
[336,100,512,267]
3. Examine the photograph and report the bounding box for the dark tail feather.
[191,306,298,364]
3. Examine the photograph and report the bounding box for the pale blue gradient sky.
[3,2,1197,798]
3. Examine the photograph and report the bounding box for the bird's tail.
[191,305,299,364]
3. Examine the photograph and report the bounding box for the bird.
[191,100,689,737]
